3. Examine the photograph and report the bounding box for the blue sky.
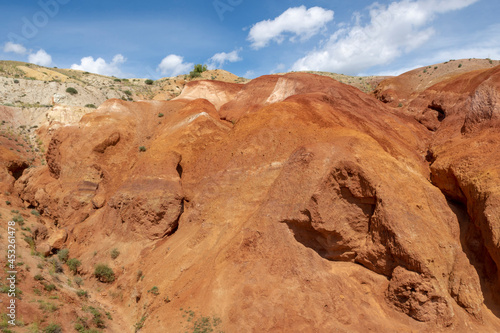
[0,0,499,79]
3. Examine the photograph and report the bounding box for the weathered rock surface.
[4,68,500,332]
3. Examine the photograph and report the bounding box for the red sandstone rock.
[4,69,500,332]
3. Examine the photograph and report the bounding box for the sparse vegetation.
[148,286,159,295]
[84,306,106,329]
[39,300,58,313]
[85,104,96,108]
[145,79,154,85]
[158,113,164,117]
[134,316,147,332]
[57,249,69,262]
[66,87,78,95]
[43,323,62,333]
[67,258,82,274]
[190,64,208,78]
[49,258,63,273]
[110,248,120,259]
[74,276,84,287]
[139,146,146,152]
[192,316,222,333]
[94,264,115,283]
[180,309,222,333]
[43,283,57,292]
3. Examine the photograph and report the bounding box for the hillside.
[0,60,500,332]
[374,57,500,107]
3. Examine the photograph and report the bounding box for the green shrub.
[189,64,208,78]
[50,258,63,273]
[189,71,202,78]
[85,306,105,328]
[148,286,159,295]
[44,283,57,292]
[12,215,24,223]
[158,113,164,117]
[13,79,19,84]
[113,78,121,82]
[34,274,44,281]
[66,87,78,95]
[39,301,58,313]
[145,79,154,85]
[85,104,96,108]
[74,276,83,287]
[67,258,82,274]
[110,248,120,260]
[76,289,88,298]
[458,64,462,68]
[43,323,62,333]
[139,146,146,152]
[57,249,69,263]
[192,316,221,333]
[94,264,115,283]
[124,90,132,96]
[134,316,147,332]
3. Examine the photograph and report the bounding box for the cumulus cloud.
[28,49,52,66]
[292,0,479,75]
[157,54,193,77]
[71,54,126,76]
[3,42,27,55]
[248,6,334,49]
[207,49,242,69]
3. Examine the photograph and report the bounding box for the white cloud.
[270,63,285,74]
[28,49,52,66]
[71,54,126,76]
[3,42,27,55]
[244,70,256,78]
[292,0,479,75]
[248,6,334,49]
[207,49,242,69]
[157,54,193,77]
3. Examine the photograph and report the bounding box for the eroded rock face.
[6,71,500,332]
[108,177,183,239]
[387,266,454,325]
[462,81,500,134]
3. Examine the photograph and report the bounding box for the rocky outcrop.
[4,70,500,332]
[173,80,243,110]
